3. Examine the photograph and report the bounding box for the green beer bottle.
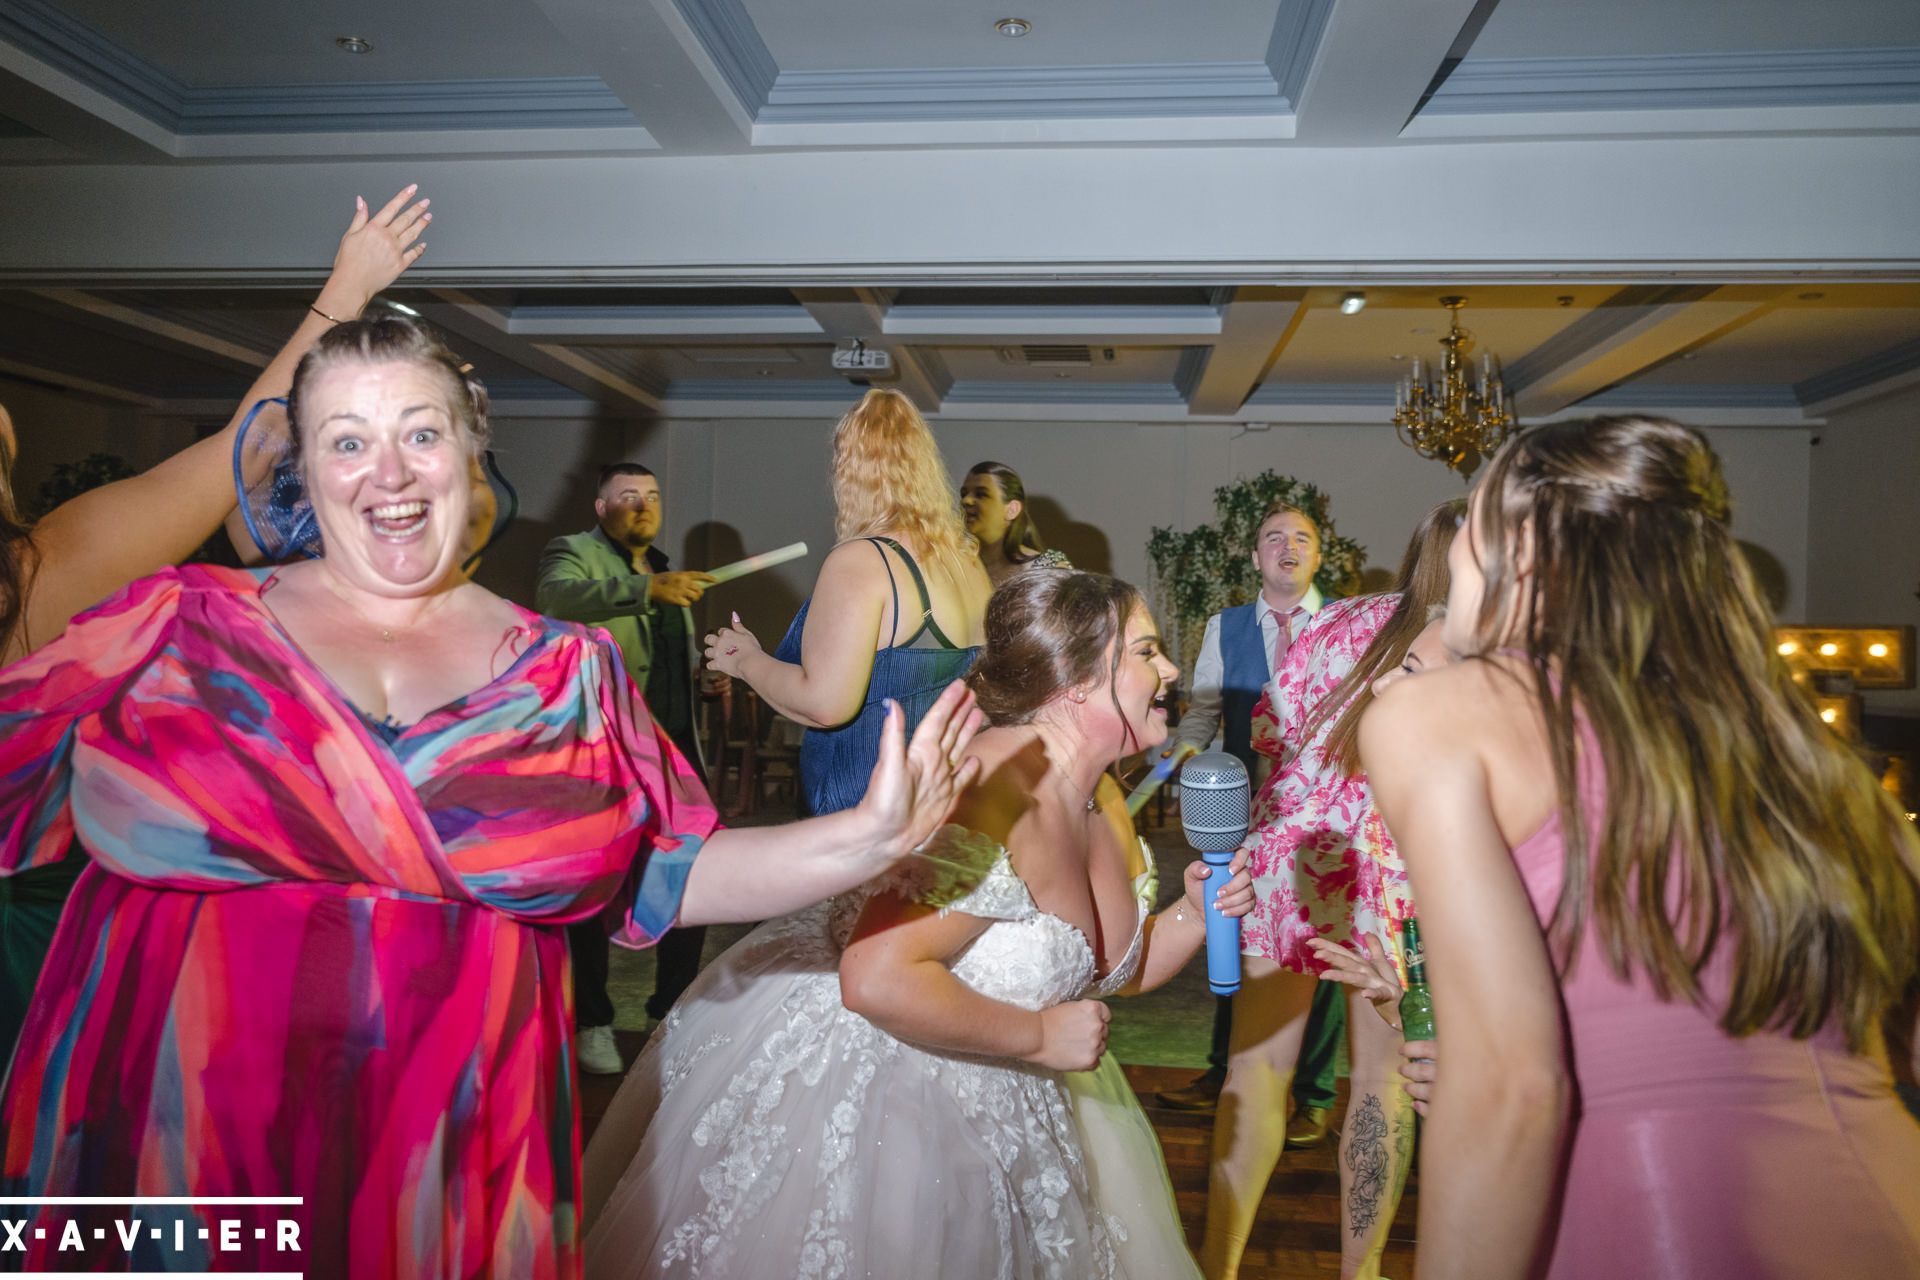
[1398,917,1436,1047]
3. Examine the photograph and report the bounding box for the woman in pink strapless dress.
[1363,415,1920,1280]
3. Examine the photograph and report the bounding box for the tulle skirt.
[581,908,1196,1279]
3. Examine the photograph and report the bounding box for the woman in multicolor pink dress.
[1201,499,1461,1280]
[0,316,983,1278]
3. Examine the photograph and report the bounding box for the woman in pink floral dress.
[1201,500,1460,1280]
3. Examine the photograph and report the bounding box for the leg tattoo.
[1345,1094,1389,1237]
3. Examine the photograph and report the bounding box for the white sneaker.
[576,1024,624,1076]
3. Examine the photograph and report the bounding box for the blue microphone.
[1180,751,1250,996]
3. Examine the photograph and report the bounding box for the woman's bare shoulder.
[1365,655,1534,749]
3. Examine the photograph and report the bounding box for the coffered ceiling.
[0,0,1915,422]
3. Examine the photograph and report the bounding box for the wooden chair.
[701,686,800,817]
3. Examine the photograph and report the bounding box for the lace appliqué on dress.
[877,823,1033,921]
[636,827,1121,1279]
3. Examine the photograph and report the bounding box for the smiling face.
[300,359,474,598]
[1086,602,1180,755]
[960,471,1019,549]
[1251,510,1322,605]
[596,472,662,552]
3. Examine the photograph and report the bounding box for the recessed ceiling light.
[995,17,1033,37]
[335,36,373,54]
[1339,292,1367,315]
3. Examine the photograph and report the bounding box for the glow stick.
[1126,741,1199,817]
[703,542,809,584]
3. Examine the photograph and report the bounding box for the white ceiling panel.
[1274,288,1602,384]
[937,344,1189,384]
[1635,295,1920,386]
[741,0,1284,72]
[1467,0,1920,59]
[51,0,594,87]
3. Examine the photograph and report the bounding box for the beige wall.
[1808,385,1920,715]
[2,387,1823,679]
[637,414,1815,662]
[1,376,194,511]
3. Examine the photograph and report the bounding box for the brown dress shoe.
[1284,1104,1332,1148]
[1155,1068,1226,1111]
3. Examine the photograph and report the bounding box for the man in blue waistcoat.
[1156,501,1346,1150]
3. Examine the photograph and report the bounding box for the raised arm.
[20,187,430,653]
[705,539,887,728]
[676,681,984,925]
[1361,674,1569,1280]
[1094,777,1254,996]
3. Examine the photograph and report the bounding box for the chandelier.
[1392,296,1515,478]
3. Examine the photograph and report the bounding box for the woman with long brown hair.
[705,389,992,815]
[960,460,1069,586]
[1365,415,1920,1278]
[1199,499,1463,1280]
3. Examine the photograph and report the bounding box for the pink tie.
[1269,608,1292,675]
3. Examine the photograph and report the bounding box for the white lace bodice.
[836,824,1158,1010]
[590,825,1173,1280]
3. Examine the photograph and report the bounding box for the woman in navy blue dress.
[705,390,992,816]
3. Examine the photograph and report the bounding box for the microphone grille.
[1181,750,1250,852]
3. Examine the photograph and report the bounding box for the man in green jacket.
[536,462,716,1075]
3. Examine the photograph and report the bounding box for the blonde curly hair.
[829,389,972,578]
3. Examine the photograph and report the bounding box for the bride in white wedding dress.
[582,569,1253,1279]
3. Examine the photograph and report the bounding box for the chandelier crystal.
[1392,296,1515,479]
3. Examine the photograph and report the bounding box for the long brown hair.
[1465,414,1919,1048]
[830,390,973,580]
[0,405,34,657]
[965,461,1048,563]
[967,569,1143,727]
[1301,498,1465,774]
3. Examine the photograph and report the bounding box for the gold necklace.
[1045,771,1100,814]
[326,581,444,646]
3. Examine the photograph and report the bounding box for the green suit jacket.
[535,527,704,768]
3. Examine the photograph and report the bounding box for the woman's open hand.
[1182,846,1254,919]
[853,681,985,874]
[322,186,432,315]
[1308,933,1404,1030]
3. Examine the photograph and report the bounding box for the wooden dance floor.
[580,1044,1419,1278]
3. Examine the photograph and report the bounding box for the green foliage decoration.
[33,452,137,519]
[1147,471,1366,664]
